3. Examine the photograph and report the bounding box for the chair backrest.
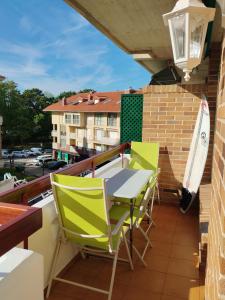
[51,174,112,251]
[129,141,159,173]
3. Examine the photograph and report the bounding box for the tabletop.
[99,167,153,199]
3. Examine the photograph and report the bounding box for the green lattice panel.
[120,94,143,146]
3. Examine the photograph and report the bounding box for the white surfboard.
[180,95,210,214]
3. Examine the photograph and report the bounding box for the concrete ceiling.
[65,0,223,74]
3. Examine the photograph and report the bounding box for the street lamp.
[163,0,215,81]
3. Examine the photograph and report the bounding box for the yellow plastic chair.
[47,174,145,300]
[110,176,157,261]
[129,141,160,201]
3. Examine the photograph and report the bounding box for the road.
[2,157,51,177]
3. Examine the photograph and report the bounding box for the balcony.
[95,136,120,146]
[51,130,57,137]
[0,144,203,300]
[69,132,77,139]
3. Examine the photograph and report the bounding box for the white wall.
[28,196,78,287]
[0,248,43,300]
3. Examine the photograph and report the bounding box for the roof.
[65,0,223,74]
[44,90,141,113]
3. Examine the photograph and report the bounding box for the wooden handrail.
[0,143,130,205]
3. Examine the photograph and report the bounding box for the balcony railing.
[0,143,129,205]
[69,132,77,139]
[51,130,57,137]
[95,136,120,146]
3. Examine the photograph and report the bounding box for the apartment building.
[0,75,5,159]
[44,91,128,161]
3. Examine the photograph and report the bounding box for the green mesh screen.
[120,94,143,145]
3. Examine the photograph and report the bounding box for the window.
[53,137,57,143]
[95,129,104,141]
[60,125,66,136]
[53,124,57,130]
[65,114,71,124]
[108,130,117,139]
[72,114,80,125]
[107,113,117,127]
[95,113,103,126]
[60,138,66,148]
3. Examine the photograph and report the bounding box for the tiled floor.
[47,203,203,300]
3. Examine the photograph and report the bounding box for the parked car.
[43,149,52,154]
[40,158,57,168]
[48,160,67,170]
[11,151,29,158]
[22,150,36,157]
[1,149,9,159]
[30,148,43,155]
[33,154,53,166]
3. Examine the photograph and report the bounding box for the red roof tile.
[43,90,142,113]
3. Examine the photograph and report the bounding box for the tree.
[57,91,76,99]
[0,80,27,145]
[78,88,96,93]
[22,88,55,143]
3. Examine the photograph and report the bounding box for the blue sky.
[0,0,150,96]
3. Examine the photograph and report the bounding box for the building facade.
[44,91,127,161]
[0,75,5,159]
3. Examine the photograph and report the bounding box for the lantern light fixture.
[163,0,215,81]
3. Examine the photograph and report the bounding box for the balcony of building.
[0,144,205,300]
[51,130,57,137]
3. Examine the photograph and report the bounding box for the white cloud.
[0,7,120,95]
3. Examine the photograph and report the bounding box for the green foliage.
[78,88,96,93]
[57,91,76,99]
[0,82,96,147]
[0,82,55,146]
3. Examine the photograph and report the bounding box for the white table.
[98,167,153,256]
[100,167,153,199]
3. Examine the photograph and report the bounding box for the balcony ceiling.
[65,0,223,73]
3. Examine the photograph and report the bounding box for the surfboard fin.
[180,188,195,214]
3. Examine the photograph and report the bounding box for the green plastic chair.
[110,175,157,261]
[116,141,160,216]
[129,141,159,175]
[47,173,144,300]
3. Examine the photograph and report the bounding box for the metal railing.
[0,143,129,205]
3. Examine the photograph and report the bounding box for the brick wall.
[142,47,219,201]
[205,39,225,300]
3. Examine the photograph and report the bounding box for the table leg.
[130,198,134,258]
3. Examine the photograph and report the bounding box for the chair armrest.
[111,211,129,236]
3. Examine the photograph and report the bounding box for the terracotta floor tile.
[173,231,199,248]
[167,258,199,279]
[153,219,177,233]
[163,274,200,299]
[129,269,166,294]
[150,228,175,244]
[170,244,199,261]
[122,286,161,300]
[48,203,201,300]
[145,254,170,273]
[161,295,186,300]
[148,241,173,258]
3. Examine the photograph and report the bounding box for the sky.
[0,0,150,96]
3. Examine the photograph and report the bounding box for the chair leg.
[46,238,62,298]
[122,229,134,270]
[126,238,147,267]
[138,226,152,259]
[156,181,160,205]
[108,242,120,300]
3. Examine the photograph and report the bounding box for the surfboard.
[180,95,210,214]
